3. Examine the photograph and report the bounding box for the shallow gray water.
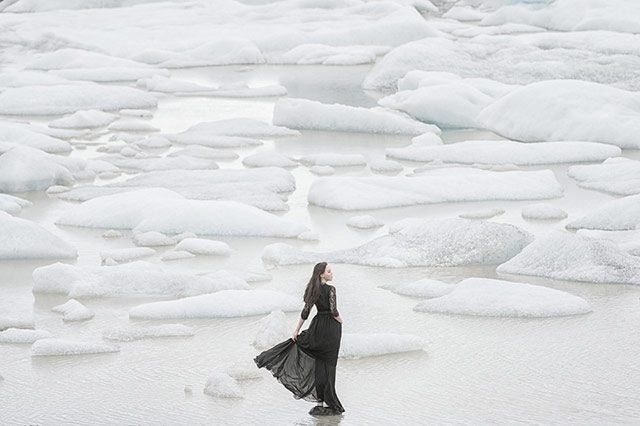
[1,65,639,425]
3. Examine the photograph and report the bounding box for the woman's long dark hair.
[303,262,327,305]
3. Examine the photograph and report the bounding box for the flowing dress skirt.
[254,312,345,413]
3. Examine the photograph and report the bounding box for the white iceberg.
[51,299,94,322]
[339,333,425,359]
[129,290,301,319]
[307,169,563,210]
[0,212,76,259]
[32,261,247,298]
[381,278,455,299]
[497,231,640,285]
[273,98,439,135]
[566,194,640,231]
[31,338,119,356]
[263,218,532,268]
[386,140,621,165]
[0,328,53,344]
[56,188,307,237]
[414,278,592,317]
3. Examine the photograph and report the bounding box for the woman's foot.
[309,406,342,416]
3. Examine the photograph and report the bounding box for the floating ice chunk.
[167,119,299,147]
[175,238,231,256]
[0,84,157,115]
[0,212,76,260]
[31,338,119,356]
[263,218,532,268]
[369,159,403,174]
[32,261,244,298]
[0,194,31,215]
[339,333,425,359]
[347,215,384,229]
[169,146,238,161]
[310,165,335,176]
[0,122,71,154]
[48,110,118,129]
[521,203,568,220]
[56,188,307,237]
[221,269,271,284]
[137,75,286,97]
[133,231,176,247]
[129,290,300,319]
[381,278,455,298]
[299,153,366,167]
[108,119,159,132]
[134,136,171,149]
[497,231,640,285]
[161,250,196,261]
[242,151,297,168]
[102,324,194,341]
[100,247,155,264]
[0,328,53,344]
[253,310,288,350]
[203,370,243,398]
[459,208,505,219]
[224,363,261,381]
[274,98,439,135]
[411,132,443,145]
[414,278,592,317]
[101,154,218,172]
[102,230,123,239]
[308,169,562,210]
[52,67,170,83]
[51,299,94,322]
[0,316,34,331]
[477,80,640,148]
[277,44,387,65]
[568,157,640,196]
[386,140,622,165]
[481,0,640,34]
[566,194,640,231]
[577,229,640,256]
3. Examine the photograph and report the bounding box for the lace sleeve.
[329,286,339,317]
[301,301,312,320]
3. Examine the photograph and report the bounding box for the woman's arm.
[292,317,305,341]
[329,286,343,324]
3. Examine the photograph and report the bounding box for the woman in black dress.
[254,262,345,416]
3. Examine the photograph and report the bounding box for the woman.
[254,262,345,416]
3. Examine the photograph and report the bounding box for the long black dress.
[254,283,345,414]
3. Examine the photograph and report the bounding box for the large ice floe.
[476,80,640,148]
[381,278,455,299]
[414,278,592,317]
[567,157,640,196]
[31,338,120,356]
[57,167,295,211]
[497,231,640,285]
[565,194,640,231]
[102,324,194,341]
[339,333,426,359]
[363,31,640,92]
[0,84,157,115]
[0,212,77,260]
[263,218,532,268]
[128,290,300,319]
[0,122,71,154]
[55,188,307,237]
[0,328,53,344]
[32,261,249,298]
[307,169,562,210]
[386,140,621,165]
[273,98,440,135]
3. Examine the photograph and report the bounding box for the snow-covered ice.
[381,278,455,299]
[31,338,120,356]
[346,215,384,229]
[102,324,194,341]
[175,238,231,256]
[263,218,532,268]
[203,370,242,398]
[414,278,592,317]
[0,212,77,260]
[566,194,640,231]
[568,157,640,196]
[459,208,504,219]
[253,310,288,350]
[521,203,568,220]
[129,290,301,319]
[100,247,155,264]
[339,333,426,359]
[0,328,53,344]
[51,299,95,322]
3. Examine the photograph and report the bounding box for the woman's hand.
[334,316,343,324]
[292,330,298,341]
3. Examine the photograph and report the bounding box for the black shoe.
[309,406,342,416]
